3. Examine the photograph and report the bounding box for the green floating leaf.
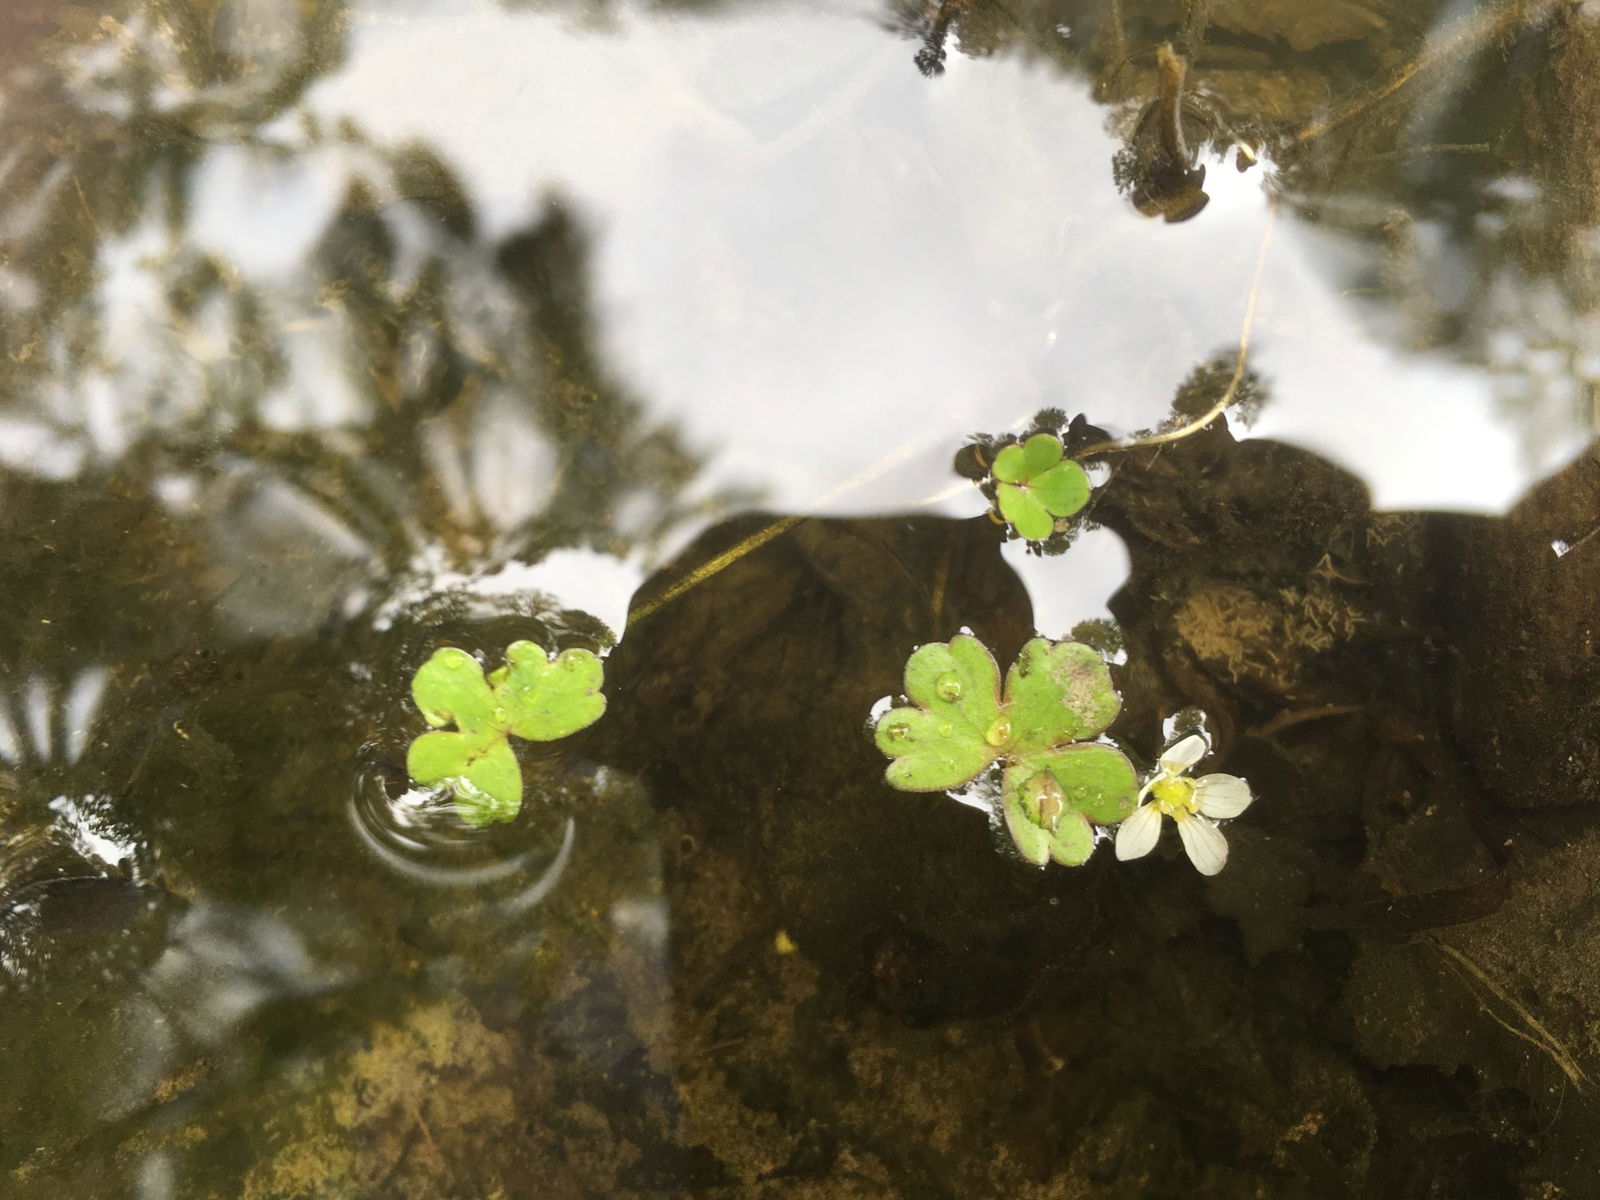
[494,641,607,741]
[1031,459,1090,517]
[875,634,1004,792]
[902,633,1002,722]
[408,728,479,784]
[874,633,1133,869]
[1020,432,1064,476]
[1008,742,1138,828]
[994,433,1062,483]
[448,743,525,827]
[1005,639,1122,754]
[991,442,1031,485]
[987,433,1092,541]
[997,482,1055,541]
[1000,746,1135,866]
[875,707,997,793]
[406,730,522,823]
[1002,776,1095,866]
[405,641,608,827]
[411,647,498,734]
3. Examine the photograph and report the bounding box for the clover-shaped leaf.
[991,433,1090,541]
[408,731,522,827]
[492,640,607,741]
[405,642,606,826]
[873,634,1003,792]
[1002,766,1094,868]
[1005,639,1122,755]
[874,634,1135,867]
[411,647,498,734]
[1001,744,1138,866]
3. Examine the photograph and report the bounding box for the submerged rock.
[1430,447,1600,809]
[608,512,1072,1023]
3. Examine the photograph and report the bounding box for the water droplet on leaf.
[937,722,954,738]
[935,672,962,702]
[885,721,911,742]
[985,719,1012,747]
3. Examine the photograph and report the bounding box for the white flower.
[1114,733,1252,876]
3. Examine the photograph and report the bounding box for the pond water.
[2,0,1599,1196]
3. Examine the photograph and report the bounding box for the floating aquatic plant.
[1115,732,1253,875]
[990,433,1091,541]
[406,642,605,825]
[873,634,1137,866]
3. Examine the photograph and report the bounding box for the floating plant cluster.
[871,635,1252,873]
[404,425,1251,867]
[956,426,1095,548]
[988,432,1092,541]
[406,642,605,825]
[868,424,1254,871]
[874,634,1136,866]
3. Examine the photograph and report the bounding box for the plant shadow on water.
[2,0,1600,1197]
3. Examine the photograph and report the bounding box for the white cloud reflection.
[306,0,1586,523]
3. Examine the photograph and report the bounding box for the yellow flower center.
[1150,775,1198,819]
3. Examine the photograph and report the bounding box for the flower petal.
[1176,815,1228,875]
[1194,773,1252,819]
[1114,803,1163,861]
[1159,733,1208,774]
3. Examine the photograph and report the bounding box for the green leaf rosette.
[873,634,1137,866]
[405,641,607,826]
[991,433,1091,541]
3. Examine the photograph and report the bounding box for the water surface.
[2,0,1599,1195]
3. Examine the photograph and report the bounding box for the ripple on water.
[349,739,578,913]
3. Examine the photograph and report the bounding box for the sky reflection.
[308,0,1585,522]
